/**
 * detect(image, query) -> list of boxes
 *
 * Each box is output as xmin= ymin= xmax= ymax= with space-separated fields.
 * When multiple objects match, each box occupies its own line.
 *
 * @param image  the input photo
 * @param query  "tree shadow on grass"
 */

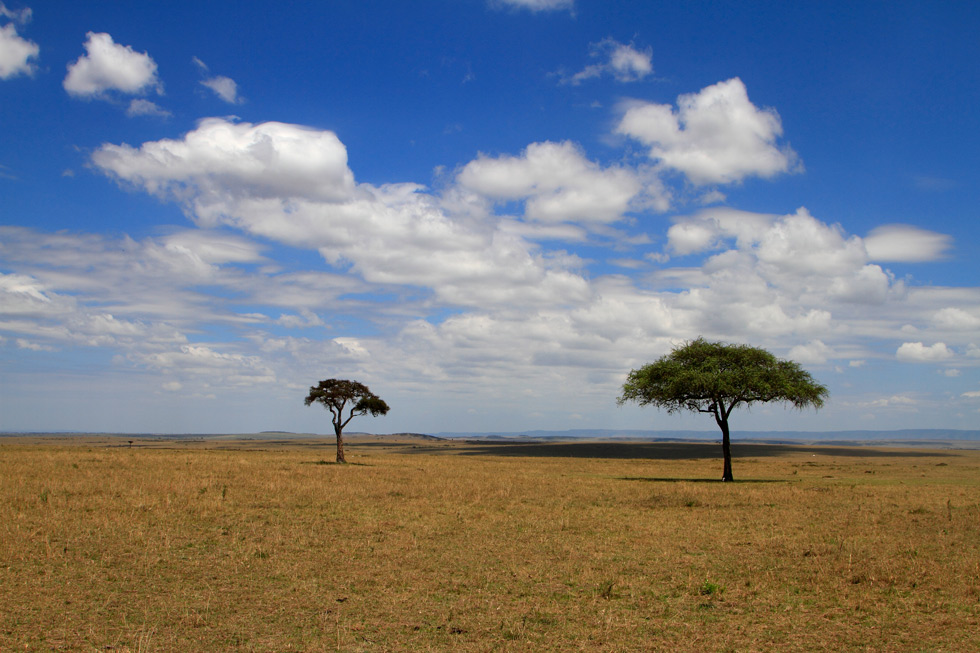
xmin=617 ymin=476 xmax=790 ymax=483
xmin=428 ymin=441 xmax=955 ymax=460
xmin=302 ymin=460 xmax=371 ymax=467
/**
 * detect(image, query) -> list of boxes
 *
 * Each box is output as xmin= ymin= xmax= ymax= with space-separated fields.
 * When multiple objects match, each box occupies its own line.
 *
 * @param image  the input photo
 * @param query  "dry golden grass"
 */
xmin=1 ymin=436 xmax=978 ymax=651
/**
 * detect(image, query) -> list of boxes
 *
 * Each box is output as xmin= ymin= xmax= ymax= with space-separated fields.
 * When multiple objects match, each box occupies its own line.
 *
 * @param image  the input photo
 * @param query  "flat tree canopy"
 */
xmin=305 ymin=379 xmax=389 ymax=463
xmin=619 ymin=338 xmax=828 ymax=481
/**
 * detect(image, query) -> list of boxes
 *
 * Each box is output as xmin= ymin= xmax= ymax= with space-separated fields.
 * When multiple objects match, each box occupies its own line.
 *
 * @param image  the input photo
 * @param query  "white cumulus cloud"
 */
xmin=457 ymin=140 xmax=645 ymax=224
xmin=666 ymin=207 xmax=776 ymax=255
xmin=133 ymin=344 xmax=276 ymax=386
xmin=161 ymin=230 xmax=266 ymax=265
xmin=564 ymin=38 xmax=653 ymax=85
xmin=193 ymin=56 xmax=242 ymax=104
xmin=788 ymin=340 xmax=833 ymax=364
xmin=933 ymin=307 xmax=980 ymax=330
xmin=754 ymin=210 xmax=866 ymax=276
xmin=202 ymin=75 xmax=240 ymax=103
xmin=864 ymin=224 xmax=952 ymax=262
xmin=896 ymin=341 xmax=953 ymax=362
xmin=0 ymin=2 xmax=38 ymax=79
xmin=90 ymin=119 xmax=592 ymax=310
xmin=0 ymin=2 xmax=29 ymax=20
xmin=64 ymin=32 xmax=161 ymax=98
xmin=492 ymin=0 xmax=573 ymax=12
xmin=93 ymin=117 xmax=356 ymax=202
xmin=617 ymin=77 xmax=800 ymax=185
xmin=126 ymin=98 xmax=171 ymax=118
xmin=16 ymin=338 xmax=54 ymax=351
xmin=858 ymin=395 xmax=918 ymax=408
xmin=275 ymin=309 xmax=324 ymax=329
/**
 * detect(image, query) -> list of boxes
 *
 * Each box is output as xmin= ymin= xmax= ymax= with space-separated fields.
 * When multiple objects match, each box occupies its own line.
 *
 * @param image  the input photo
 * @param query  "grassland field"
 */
xmin=1 ymin=434 xmax=978 ymax=651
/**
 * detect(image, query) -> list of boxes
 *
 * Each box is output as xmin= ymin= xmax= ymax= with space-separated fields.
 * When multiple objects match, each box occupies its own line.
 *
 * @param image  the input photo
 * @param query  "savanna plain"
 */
xmin=1 ymin=434 xmax=978 ymax=652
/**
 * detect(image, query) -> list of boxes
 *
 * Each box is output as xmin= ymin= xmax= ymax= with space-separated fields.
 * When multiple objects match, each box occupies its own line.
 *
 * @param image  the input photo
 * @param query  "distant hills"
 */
xmin=3 ymin=429 xmax=978 ymax=446
xmin=432 ymin=429 xmax=980 ymax=443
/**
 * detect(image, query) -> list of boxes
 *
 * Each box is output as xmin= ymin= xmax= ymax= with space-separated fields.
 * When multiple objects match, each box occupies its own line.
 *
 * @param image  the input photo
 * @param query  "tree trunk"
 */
xmin=334 ymin=424 xmax=347 ymax=464
xmin=719 ymin=418 xmax=734 ymax=482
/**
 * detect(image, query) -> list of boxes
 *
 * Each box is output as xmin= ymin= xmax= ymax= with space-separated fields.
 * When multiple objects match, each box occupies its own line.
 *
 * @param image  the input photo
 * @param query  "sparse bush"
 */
xmin=698 ymin=581 xmax=724 ymax=596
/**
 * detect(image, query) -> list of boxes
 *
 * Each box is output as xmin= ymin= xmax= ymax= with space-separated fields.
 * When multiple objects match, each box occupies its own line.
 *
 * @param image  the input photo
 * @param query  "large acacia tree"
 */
xmin=304 ymin=379 xmax=390 ymax=463
xmin=618 ymin=338 xmax=828 ymax=482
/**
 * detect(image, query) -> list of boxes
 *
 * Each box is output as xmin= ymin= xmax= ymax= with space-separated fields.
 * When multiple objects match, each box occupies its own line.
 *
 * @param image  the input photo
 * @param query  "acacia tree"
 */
xmin=618 ymin=338 xmax=828 ymax=482
xmin=304 ymin=379 xmax=390 ymax=463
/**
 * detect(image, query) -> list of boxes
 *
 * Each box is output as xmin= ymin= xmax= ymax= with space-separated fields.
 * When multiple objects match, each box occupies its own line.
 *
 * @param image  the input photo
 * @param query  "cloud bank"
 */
xmin=3 ymin=55 xmax=977 ymax=432
xmin=64 ymin=90 xmax=971 ymax=421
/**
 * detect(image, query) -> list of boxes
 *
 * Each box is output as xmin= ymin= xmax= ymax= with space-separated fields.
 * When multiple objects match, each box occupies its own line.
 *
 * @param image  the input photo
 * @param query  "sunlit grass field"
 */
xmin=2 ymin=435 xmax=978 ymax=651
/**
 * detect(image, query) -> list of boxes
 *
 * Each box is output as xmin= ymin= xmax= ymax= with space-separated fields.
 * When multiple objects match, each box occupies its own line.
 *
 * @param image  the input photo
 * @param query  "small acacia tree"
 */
xmin=618 ymin=338 xmax=828 ymax=482
xmin=304 ymin=379 xmax=390 ymax=463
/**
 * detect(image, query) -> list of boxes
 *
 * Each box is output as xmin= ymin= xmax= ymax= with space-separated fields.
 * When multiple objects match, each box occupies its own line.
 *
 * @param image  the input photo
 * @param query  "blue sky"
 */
xmin=2 ymin=0 xmax=979 ymax=435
